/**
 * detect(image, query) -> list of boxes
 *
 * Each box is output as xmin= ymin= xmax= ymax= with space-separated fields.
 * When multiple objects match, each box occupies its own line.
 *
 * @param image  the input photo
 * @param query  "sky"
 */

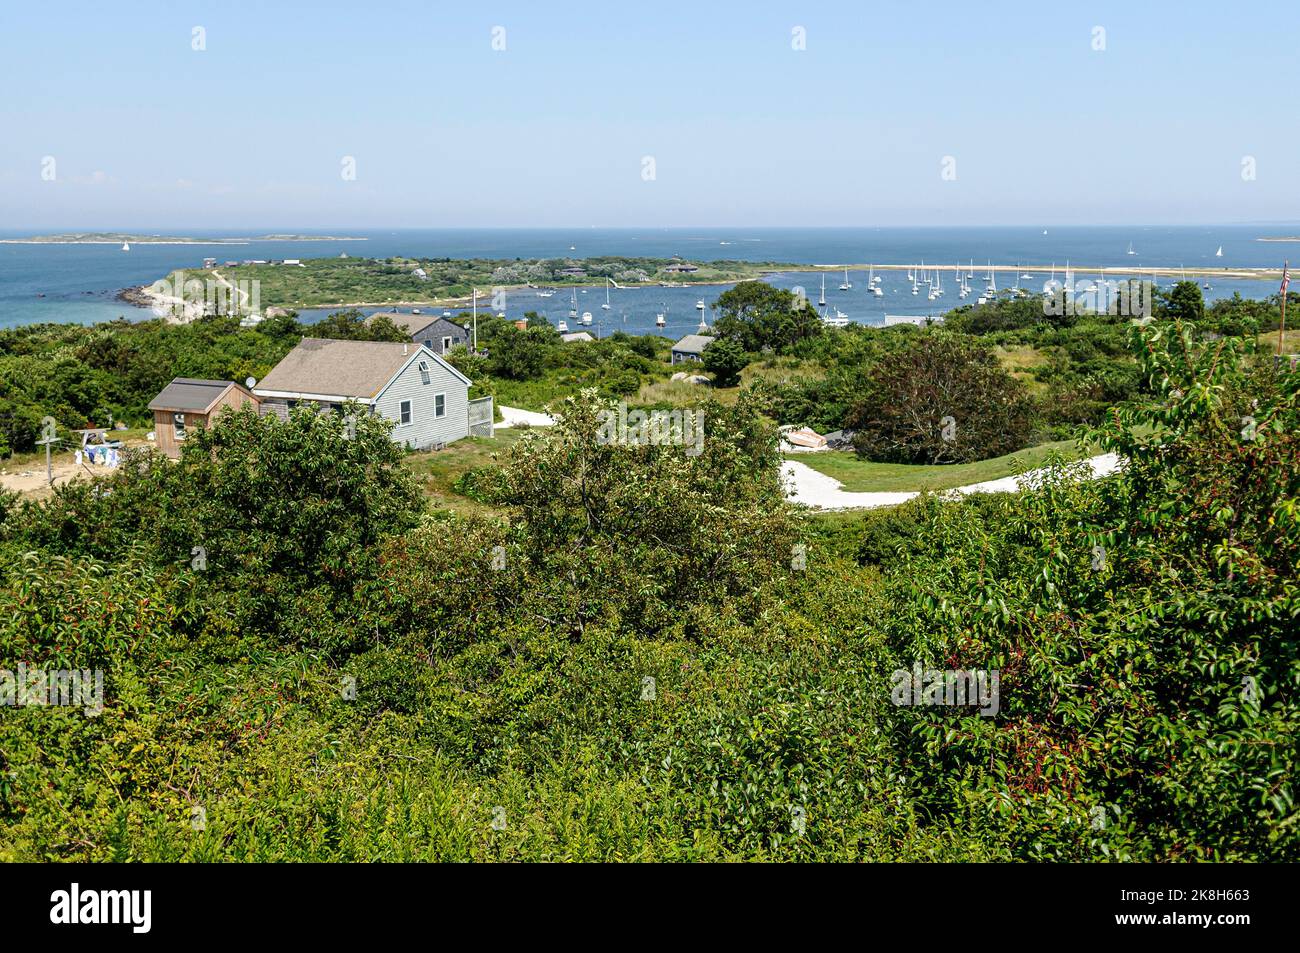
xmin=1 ymin=0 xmax=1297 ymax=230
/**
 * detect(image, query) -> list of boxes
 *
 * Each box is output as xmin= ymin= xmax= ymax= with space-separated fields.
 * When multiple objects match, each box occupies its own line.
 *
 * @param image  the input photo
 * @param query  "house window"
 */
xmin=399 ymin=400 xmax=412 ymax=425
xmin=435 ymin=393 xmax=446 ymax=418
xmin=423 ymin=339 xmax=432 ymax=350
xmin=418 ymin=361 xmax=430 ymax=385
xmin=173 ymin=412 xmax=187 ymax=439
xmin=442 ymin=336 xmax=453 ymax=351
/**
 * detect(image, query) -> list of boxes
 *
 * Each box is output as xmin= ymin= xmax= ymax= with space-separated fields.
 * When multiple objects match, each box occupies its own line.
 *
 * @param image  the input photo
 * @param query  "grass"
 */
xmin=633 ymin=356 xmax=824 ymax=407
xmin=788 ymin=438 xmax=1088 ymax=493
xmin=993 ymin=344 xmax=1050 ymax=392
xmin=400 ymin=428 xmax=528 ymax=514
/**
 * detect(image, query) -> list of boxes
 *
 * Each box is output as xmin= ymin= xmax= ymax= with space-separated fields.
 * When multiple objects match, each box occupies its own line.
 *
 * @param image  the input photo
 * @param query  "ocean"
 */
xmin=2 ymin=226 xmax=1295 ymax=338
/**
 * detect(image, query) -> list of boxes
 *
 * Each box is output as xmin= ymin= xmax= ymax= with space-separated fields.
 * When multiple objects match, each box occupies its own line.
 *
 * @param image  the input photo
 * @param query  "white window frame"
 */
xmin=399 ymin=400 xmax=412 ymax=426
xmin=434 ymin=392 xmax=446 ymax=418
xmin=173 ymin=412 xmax=187 ymax=440
xmin=418 ymin=361 xmax=430 ymax=385
xmin=441 ymin=336 xmax=453 ymax=352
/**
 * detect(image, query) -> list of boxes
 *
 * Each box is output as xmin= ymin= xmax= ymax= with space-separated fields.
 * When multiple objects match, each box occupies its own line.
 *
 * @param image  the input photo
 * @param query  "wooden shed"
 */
xmin=147 ymin=378 xmax=259 ymax=459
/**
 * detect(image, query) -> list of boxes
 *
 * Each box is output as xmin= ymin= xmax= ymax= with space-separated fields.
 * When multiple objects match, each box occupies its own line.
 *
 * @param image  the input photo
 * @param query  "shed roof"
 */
xmin=148 ymin=378 xmax=246 ymax=414
xmin=671 ymin=334 xmax=716 ymax=354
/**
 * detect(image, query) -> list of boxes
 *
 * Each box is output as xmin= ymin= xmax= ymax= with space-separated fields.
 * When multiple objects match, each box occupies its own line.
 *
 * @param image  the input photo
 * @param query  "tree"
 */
xmin=1161 ymin=280 xmax=1205 ymax=323
xmin=702 ymin=337 xmax=748 ymax=387
xmin=845 ymin=333 xmax=1034 ymax=464
xmin=485 ymin=325 xmax=553 ymax=380
xmin=713 ymin=281 xmax=823 ymax=352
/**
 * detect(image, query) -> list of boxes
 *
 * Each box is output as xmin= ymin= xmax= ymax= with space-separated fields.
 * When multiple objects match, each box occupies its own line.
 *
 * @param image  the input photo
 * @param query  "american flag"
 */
xmin=1282 ymin=262 xmax=1291 ymax=296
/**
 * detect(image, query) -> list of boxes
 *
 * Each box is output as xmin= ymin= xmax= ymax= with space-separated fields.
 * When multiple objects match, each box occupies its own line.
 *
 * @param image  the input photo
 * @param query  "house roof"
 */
xmin=148 ymin=378 xmax=248 ymax=414
xmin=560 ymin=331 xmax=594 ymax=343
xmin=254 ymin=338 xmax=470 ymax=401
xmin=366 ymin=312 xmax=462 ymax=336
xmin=671 ymin=334 xmax=716 ymax=354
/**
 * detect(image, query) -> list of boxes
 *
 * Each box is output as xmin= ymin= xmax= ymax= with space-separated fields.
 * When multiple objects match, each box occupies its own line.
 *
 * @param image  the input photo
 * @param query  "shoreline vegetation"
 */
xmin=125 ymin=255 xmax=1288 ymax=319
xmin=2 ymin=232 xmax=367 ymax=244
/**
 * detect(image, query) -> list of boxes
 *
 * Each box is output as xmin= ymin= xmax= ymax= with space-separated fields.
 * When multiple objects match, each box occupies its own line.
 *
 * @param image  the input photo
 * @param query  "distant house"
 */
xmin=558 ymin=267 xmax=587 ymax=277
xmin=670 ymin=333 xmax=715 ymax=364
xmin=560 ymin=331 xmax=594 ymax=343
xmin=412 ymin=267 xmax=429 ymax=281
xmin=253 ymin=338 xmax=487 ymax=449
xmin=664 ymin=262 xmax=699 ymax=274
xmin=202 ymin=257 xmax=217 ymax=269
xmin=147 ymin=378 xmax=259 ymax=459
xmin=366 ymin=312 xmax=470 ymax=355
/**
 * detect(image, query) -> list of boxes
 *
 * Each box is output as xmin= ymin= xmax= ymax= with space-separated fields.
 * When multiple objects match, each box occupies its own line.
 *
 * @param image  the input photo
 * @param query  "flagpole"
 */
xmin=1279 ymin=261 xmax=1288 ymax=359
xmin=472 ymin=289 xmax=478 ymax=352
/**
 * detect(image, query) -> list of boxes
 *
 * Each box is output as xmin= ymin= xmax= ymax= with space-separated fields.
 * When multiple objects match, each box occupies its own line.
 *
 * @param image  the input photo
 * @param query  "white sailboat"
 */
xmin=1215 ymin=246 xmax=1223 ymax=257
xmin=121 ymin=241 xmax=130 ymax=252
xmin=839 ymin=267 xmax=852 ymax=291
xmin=1127 ymin=241 xmax=1136 ymax=256
xmin=602 ymin=280 xmax=611 ymax=310
xmin=819 ymin=273 xmax=827 ymax=306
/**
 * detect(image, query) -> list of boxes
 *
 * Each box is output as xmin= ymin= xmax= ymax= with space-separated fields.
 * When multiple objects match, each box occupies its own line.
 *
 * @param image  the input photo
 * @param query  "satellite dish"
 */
xmin=245 ymin=377 xmax=257 ymax=389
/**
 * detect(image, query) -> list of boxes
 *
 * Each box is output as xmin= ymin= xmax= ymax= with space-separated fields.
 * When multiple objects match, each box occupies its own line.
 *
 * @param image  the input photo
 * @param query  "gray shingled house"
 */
xmin=670 ymin=333 xmax=716 ymax=365
xmin=366 ymin=312 xmax=469 ymax=355
xmin=253 ymin=338 xmax=490 ymax=449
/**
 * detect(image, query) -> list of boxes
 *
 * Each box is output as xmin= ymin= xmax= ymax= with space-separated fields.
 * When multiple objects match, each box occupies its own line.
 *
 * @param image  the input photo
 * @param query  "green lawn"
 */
xmin=788 ymin=438 xmax=1089 ymax=492
xmin=400 ymin=428 xmax=528 ymax=514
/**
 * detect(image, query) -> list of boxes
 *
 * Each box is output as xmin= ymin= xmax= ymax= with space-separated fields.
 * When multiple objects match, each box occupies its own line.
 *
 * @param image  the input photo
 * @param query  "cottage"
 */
xmin=147 ymin=378 xmax=259 ymax=459
xmin=367 ymin=312 xmax=470 ymax=355
xmin=560 ymin=331 xmax=594 ymax=343
xmin=664 ymin=262 xmax=699 ymax=274
xmin=670 ymin=333 xmax=715 ymax=365
xmin=253 ymin=338 xmax=488 ymax=449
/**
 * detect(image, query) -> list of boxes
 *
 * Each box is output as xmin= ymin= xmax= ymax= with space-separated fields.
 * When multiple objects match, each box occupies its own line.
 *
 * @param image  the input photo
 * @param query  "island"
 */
xmin=1 ymin=232 xmax=367 ymax=244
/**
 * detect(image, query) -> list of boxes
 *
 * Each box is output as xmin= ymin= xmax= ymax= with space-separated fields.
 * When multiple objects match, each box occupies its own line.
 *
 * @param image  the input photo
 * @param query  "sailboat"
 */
xmin=602 ymin=279 xmax=611 ymax=310
xmin=1215 ymin=246 xmax=1223 ymax=258
xmin=536 ymin=289 xmax=555 ymax=298
xmin=121 ymin=241 xmax=130 ymax=252
xmin=967 ymin=259 xmax=974 ymax=280
xmin=911 ymin=269 xmax=919 ymax=295
xmin=839 ymin=267 xmax=852 ymax=291
xmin=1127 ymin=242 xmax=1136 ymax=256
xmin=819 ymin=273 xmax=827 ymax=306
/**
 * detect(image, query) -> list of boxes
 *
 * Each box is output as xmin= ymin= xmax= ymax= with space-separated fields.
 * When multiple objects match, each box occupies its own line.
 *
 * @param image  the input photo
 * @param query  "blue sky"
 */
xmin=1 ymin=0 xmax=1297 ymax=229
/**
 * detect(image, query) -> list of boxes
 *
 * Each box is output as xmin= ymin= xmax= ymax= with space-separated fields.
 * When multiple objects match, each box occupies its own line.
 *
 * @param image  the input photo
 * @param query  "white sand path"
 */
xmin=782 ymin=453 xmax=1122 ymax=511
xmin=489 ymin=405 xmax=1122 ymax=511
